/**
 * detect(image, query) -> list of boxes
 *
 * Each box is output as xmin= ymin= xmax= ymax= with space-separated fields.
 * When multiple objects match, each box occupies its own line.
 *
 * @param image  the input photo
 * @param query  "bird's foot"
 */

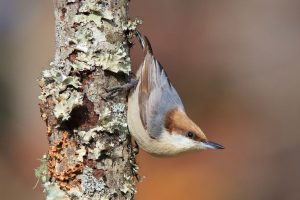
xmin=103 ymin=79 xmax=138 ymax=99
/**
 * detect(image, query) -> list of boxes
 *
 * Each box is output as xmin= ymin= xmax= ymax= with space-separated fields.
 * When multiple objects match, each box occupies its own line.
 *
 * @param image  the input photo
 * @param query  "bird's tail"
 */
xmin=135 ymin=31 xmax=153 ymax=55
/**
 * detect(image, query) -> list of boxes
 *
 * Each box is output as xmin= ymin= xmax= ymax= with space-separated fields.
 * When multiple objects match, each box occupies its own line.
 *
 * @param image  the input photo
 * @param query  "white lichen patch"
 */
xmin=70 ymin=60 xmax=93 ymax=72
xmin=76 ymin=146 xmax=87 ymax=162
xmin=122 ymin=18 xmax=143 ymax=32
xmin=76 ymin=46 xmax=130 ymax=74
xmin=74 ymin=14 xmax=104 ymax=27
xmin=70 ymin=25 xmax=108 ymax=53
xmin=39 ymin=66 xmax=82 ymax=102
xmin=44 ymin=182 xmax=70 ymax=200
xmin=77 ymin=126 xmax=103 ymax=144
xmin=112 ymin=103 xmax=126 ymax=113
xmin=88 ymin=141 xmax=106 ymax=160
xmin=112 ymin=146 xmax=124 ymax=158
xmin=78 ymin=0 xmax=114 ymax=20
xmin=80 ymin=168 xmax=106 ymax=197
xmin=71 ymin=26 xmax=93 ymax=53
xmin=99 ymin=106 xmax=128 ymax=134
xmin=78 ymin=0 xmax=100 ymax=13
xmin=90 ymin=26 xmax=106 ymax=45
xmin=62 ymin=76 xmax=81 ymax=88
xmin=53 ymin=90 xmax=84 ymax=121
xmin=40 ymin=63 xmax=85 ymax=121
xmin=100 ymin=47 xmax=130 ymax=74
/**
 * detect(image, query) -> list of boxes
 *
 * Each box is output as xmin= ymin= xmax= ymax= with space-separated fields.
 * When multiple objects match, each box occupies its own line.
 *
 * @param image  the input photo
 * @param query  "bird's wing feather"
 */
xmin=138 ymin=52 xmax=184 ymax=138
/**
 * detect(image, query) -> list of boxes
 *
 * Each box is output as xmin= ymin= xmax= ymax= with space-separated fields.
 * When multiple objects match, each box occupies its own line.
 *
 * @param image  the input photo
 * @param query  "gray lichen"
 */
xmin=80 ymin=168 xmax=106 ymax=197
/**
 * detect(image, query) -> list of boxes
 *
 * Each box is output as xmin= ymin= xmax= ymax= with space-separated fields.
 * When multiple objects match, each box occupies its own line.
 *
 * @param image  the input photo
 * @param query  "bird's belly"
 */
xmin=127 ymin=88 xmax=182 ymax=156
xmin=127 ymin=88 xmax=153 ymax=152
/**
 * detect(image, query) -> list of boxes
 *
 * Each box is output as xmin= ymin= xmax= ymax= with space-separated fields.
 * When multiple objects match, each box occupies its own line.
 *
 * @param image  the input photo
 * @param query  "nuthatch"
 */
xmin=126 ymin=32 xmax=224 ymax=156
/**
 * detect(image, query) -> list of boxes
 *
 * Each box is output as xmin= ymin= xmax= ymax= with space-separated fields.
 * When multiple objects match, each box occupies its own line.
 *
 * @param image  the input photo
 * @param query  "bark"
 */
xmin=36 ymin=0 xmax=141 ymax=199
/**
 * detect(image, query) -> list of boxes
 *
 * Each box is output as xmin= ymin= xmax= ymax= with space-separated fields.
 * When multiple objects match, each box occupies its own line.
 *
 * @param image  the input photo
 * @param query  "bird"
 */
xmin=127 ymin=32 xmax=224 ymax=156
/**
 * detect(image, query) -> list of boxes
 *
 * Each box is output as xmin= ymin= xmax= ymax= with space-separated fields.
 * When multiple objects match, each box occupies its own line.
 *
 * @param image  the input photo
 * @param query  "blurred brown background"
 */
xmin=0 ymin=0 xmax=300 ymax=199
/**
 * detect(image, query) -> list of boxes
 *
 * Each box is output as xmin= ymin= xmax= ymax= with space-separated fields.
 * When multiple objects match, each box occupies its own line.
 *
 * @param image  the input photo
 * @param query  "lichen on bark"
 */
xmin=37 ymin=0 xmax=141 ymax=199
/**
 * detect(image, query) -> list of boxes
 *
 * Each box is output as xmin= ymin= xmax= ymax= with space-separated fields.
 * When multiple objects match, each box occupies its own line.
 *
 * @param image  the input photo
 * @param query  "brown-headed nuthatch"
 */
xmin=126 ymin=32 xmax=224 ymax=156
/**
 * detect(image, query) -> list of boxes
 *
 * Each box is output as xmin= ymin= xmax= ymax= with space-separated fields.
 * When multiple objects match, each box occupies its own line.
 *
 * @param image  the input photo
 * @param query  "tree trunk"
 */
xmin=37 ymin=0 xmax=140 ymax=199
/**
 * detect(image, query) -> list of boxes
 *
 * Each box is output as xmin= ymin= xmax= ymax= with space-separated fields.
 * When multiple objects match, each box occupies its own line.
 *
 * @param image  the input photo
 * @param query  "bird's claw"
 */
xmin=103 ymin=79 xmax=138 ymax=100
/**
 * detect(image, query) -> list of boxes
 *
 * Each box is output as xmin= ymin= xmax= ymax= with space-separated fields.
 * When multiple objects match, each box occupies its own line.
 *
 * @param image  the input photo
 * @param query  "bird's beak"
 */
xmin=202 ymin=141 xmax=224 ymax=150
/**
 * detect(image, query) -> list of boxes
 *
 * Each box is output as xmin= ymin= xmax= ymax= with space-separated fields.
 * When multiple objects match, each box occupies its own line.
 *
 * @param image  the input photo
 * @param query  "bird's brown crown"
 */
xmin=164 ymin=108 xmax=207 ymax=142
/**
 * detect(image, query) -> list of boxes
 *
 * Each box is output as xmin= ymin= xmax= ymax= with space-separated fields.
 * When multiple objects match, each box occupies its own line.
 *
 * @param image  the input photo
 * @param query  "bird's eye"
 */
xmin=186 ymin=132 xmax=195 ymax=139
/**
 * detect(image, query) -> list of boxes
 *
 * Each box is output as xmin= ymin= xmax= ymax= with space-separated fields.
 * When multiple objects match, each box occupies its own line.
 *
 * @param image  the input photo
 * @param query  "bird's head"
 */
xmin=164 ymin=108 xmax=224 ymax=153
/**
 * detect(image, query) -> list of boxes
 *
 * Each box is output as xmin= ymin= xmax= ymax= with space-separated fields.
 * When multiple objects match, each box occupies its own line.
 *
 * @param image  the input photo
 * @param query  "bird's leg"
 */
xmin=103 ymin=78 xmax=138 ymax=99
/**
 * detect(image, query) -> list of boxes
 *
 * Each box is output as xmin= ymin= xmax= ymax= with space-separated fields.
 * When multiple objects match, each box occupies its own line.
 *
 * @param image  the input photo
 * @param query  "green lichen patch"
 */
xmin=78 ymin=130 xmax=96 ymax=144
xmin=98 ymin=105 xmax=128 ymax=134
xmin=70 ymin=60 xmax=92 ymax=72
xmin=71 ymin=9 xmax=131 ymax=75
xmin=53 ymin=90 xmax=84 ymax=121
xmin=75 ymin=46 xmax=131 ymax=74
xmin=71 ymin=26 xmax=94 ymax=53
xmin=77 ymin=127 xmax=105 ymax=160
xmin=98 ymin=47 xmax=131 ymax=74
xmin=43 ymin=182 xmax=70 ymax=200
xmin=39 ymin=62 xmax=84 ymax=121
xmin=40 ymin=67 xmax=82 ymax=100
xmin=35 ymin=155 xmax=49 ymax=184
xmin=77 ymin=126 xmax=103 ymax=144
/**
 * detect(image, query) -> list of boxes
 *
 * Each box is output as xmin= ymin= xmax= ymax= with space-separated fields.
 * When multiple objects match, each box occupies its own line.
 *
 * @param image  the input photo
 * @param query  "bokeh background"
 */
xmin=0 ymin=0 xmax=300 ymax=199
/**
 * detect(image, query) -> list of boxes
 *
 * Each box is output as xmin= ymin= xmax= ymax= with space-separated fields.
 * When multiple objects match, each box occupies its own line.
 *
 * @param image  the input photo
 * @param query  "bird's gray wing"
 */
xmin=138 ymin=52 xmax=184 ymax=138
